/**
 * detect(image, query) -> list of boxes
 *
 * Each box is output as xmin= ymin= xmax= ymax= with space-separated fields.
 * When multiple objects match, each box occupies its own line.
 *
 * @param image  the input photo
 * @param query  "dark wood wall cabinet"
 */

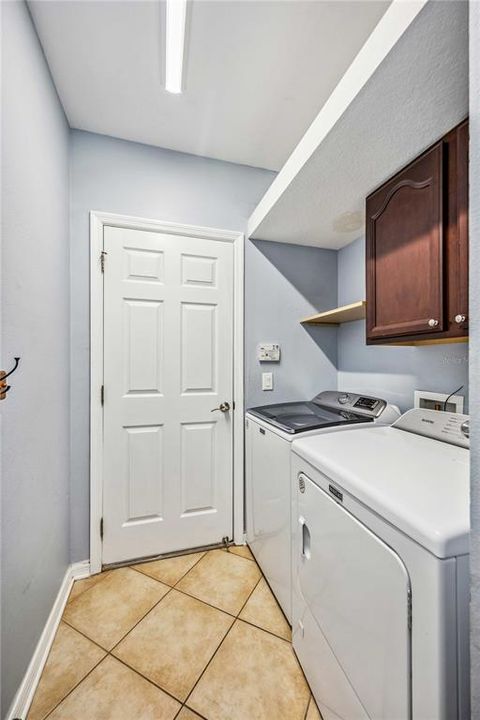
xmin=366 ymin=119 xmax=468 ymax=345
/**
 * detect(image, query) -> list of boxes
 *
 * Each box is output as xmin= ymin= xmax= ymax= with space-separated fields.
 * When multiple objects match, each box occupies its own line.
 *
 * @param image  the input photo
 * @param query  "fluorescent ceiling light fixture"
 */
xmin=165 ymin=0 xmax=187 ymax=94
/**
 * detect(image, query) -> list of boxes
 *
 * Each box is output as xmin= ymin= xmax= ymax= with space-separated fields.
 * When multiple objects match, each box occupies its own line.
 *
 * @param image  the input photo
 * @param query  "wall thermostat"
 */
xmin=258 ymin=343 xmax=280 ymax=362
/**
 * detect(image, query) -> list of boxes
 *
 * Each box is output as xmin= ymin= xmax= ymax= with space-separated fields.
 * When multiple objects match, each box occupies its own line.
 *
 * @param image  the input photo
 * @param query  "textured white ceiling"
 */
xmin=249 ymin=0 xmax=468 ymax=248
xmin=28 ymin=0 xmax=390 ymax=171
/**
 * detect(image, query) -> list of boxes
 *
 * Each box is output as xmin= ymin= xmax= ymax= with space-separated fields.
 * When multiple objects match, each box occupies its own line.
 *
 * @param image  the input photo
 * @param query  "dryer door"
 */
xmin=293 ymin=473 xmax=411 ymax=720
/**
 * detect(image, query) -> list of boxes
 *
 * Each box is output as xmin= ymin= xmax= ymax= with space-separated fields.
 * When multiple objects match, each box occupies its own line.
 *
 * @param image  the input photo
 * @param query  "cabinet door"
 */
xmin=366 ymin=143 xmax=445 ymax=341
xmin=453 ymin=120 xmax=469 ymax=330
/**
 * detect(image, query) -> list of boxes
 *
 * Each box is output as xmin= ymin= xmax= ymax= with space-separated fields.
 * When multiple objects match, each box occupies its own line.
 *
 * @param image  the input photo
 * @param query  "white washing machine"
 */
xmin=245 ymin=391 xmax=400 ymax=621
xmin=291 ymin=409 xmax=470 ymax=720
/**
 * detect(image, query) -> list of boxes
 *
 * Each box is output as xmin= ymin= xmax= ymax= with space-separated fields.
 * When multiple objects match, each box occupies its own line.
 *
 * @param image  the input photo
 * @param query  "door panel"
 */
xmin=293 ymin=473 xmax=411 ymax=720
xmin=103 ymin=226 xmax=234 ymax=564
xmin=181 ymin=303 xmax=216 ymax=393
xmin=180 ymin=421 xmax=216 ymax=515
xmin=125 ymin=425 xmax=164 ymax=522
xmin=124 ymin=299 xmax=164 ymax=394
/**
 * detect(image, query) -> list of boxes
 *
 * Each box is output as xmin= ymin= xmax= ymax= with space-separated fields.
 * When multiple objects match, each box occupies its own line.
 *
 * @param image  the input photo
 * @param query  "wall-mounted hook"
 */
xmin=3 ymin=357 xmax=20 ymax=380
xmin=1 ymin=357 xmax=20 ymax=400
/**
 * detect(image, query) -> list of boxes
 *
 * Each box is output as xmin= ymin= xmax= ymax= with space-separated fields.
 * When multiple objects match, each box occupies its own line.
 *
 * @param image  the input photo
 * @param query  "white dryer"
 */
xmin=245 ymin=391 xmax=400 ymax=621
xmin=291 ymin=409 xmax=470 ymax=720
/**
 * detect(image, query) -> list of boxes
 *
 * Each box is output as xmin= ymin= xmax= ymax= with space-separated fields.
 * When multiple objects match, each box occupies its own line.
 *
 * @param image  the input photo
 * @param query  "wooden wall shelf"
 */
xmin=301 ymin=301 xmax=366 ymax=325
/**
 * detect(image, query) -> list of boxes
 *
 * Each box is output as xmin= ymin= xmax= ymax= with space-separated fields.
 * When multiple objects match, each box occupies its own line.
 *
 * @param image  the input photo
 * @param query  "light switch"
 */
xmin=262 ymin=372 xmax=273 ymax=391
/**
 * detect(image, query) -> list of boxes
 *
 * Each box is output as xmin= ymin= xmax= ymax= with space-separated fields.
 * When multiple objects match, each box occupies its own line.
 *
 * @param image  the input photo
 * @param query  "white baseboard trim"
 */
xmin=71 ymin=560 xmax=91 ymax=581
xmin=6 ymin=560 xmax=91 ymax=720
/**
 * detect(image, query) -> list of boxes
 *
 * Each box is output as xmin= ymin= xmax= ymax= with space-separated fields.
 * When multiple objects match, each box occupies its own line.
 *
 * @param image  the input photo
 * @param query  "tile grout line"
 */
xmin=234 ymin=616 xmax=291 ymax=644
xmin=65 ymin=569 xmax=111 ymax=606
xmin=130 ymin=563 xmax=240 ymax=619
xmin=182 ymin=573 xmax=263 ymax=709
xmin=70 ymin=553 xmax=257 ymax=653
xmin=40 ymin=653 xmax=107 ymax=720
xmin=109 ymin=585 xmax=175 ymax=652
xmin=60 ymin=619 xmax=111 ymax=653
xmin=235 ymin=572 xmax=263 ymax=618
xmin=173 ymin=703 xmax=209 ymax=720
xmin=111 ymin=653 xmax=185 ymax=707
xmin=38 ymin=548 xmax=301 ymax=720
xmin=131 ymin=550 xmax=207 ymax=586
xmin=303 ymin=695 xmax=312 ymax=720
xmin=107 ymin=551 xmax=256 ymax=705
xmin=113 ymin=553 xmax=279 ymax=710
xmin=133 ymin=549 xmax=262 ymax=620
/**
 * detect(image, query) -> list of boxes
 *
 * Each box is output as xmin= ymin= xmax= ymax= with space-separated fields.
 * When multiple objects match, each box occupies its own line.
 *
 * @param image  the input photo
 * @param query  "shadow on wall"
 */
xmin=249 ymin=239 xmax=338 ymax=367
xmin=252 ymin=239 xmax=337 ymax=309
xmin=245 ymin=238 xmax=338 ymax=407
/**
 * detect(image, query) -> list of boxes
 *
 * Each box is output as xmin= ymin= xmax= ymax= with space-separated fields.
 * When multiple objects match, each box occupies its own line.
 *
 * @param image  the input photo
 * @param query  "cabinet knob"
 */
xmin=454 ymin=314 xmax=466 ymax=324
xmin=428 ymin=318 xmax=439 ymax=328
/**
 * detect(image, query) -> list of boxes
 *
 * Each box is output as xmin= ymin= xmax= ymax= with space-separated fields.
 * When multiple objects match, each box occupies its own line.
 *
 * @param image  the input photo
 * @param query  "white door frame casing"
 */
xmin=90 ymin=211 xmax=245 ymax=574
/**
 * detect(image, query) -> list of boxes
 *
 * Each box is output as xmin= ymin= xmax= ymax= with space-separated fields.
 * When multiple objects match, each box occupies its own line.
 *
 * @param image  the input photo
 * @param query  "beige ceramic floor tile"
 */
xmin=68 ymin=571 xmax=111 ymax=604
xmin=48 ymin=656 xmax=180 ymax=720
xmin=27 ymin=622 xmax=106 ymax=720
xmin=226 ymin=545 xmax=255 ymax=561
xmin=176 ymin=707 xmax=204 ymax=720
xmin=63 ymin=567 xmax=169 ymax=649
xmin=114 ymin=589 xmax=233 ymax=701
xmin=132 ymin=552 xmax=205 ymax=586
xmin=176 ymin=549 xmax=261 ymax=615
xmin=188 ymin=620 xmax=310 ymax=720
xmin=306 ymin=696 xmax=323 ymax=720
xmin=239 ymin=577 xmax=291 ymax=640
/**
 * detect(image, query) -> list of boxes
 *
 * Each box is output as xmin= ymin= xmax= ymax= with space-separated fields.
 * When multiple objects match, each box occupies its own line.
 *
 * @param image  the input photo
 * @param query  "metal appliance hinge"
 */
xmin=101 ymin=385 xmax=104 ymax=406
xmin=100 ymin=250 xmax=108 ymax=273
xmin=407 ymin=589 xmax=412 ymax=631
xmin=100 ymin=517 xmax=104 ymax=540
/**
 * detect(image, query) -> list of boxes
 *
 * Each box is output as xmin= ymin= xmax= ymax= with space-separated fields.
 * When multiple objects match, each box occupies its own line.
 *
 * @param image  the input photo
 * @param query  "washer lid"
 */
xmin=292 ymin=424 xmax=469 ymax=558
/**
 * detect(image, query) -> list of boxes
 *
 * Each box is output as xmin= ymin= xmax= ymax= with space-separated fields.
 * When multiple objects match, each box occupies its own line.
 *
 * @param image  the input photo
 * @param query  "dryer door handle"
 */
xmin=299 ymin=517 xmax=311 ymax=560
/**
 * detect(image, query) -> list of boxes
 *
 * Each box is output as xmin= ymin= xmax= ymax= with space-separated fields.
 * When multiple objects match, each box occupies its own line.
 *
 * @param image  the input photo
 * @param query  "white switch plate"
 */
xmin=262 ymin=372 xmax=273 ymax=391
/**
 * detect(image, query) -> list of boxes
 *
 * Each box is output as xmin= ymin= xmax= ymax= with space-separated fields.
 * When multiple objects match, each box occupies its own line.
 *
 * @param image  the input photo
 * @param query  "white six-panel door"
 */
xmin=102 ymin=226 xmax=234 ymax=564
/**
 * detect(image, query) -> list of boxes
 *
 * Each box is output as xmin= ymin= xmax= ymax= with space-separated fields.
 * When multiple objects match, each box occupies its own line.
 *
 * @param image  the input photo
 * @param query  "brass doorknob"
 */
xmin=211 ymin=402 xmax=231 ymax=413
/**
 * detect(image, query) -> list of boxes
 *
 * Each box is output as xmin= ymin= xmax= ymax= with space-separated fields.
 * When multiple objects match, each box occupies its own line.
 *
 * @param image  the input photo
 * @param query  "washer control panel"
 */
xmin=393 ymin=408 xmax=470 ymax=449
xmin=312 ymin=391 xmax=386 ymax=418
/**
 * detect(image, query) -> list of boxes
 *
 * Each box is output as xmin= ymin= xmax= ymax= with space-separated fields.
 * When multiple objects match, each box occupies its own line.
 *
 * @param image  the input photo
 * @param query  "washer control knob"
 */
xmin=338 ymin=393 xmax=351 ymax=405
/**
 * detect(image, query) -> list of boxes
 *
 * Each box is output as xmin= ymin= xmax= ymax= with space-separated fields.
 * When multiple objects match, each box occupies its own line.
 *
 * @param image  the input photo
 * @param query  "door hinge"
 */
xmin=100 ymin=250 xmax=107 ymax=273
xmin=101 ymin=385 xmax=104 ymax=406
xmin=407 ymin=589 xmax=412 ymax=631
xmin=100 ymin=517 xmax=104 ymax=540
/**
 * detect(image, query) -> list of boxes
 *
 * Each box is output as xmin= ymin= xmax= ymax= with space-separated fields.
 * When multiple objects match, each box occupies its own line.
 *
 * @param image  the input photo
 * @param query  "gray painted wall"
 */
xmin=245 ymin=240 xmax=337 ymax=408
xmin=469 ymin=1 xmax=480 ymax=713
xmin=337 ymin=237 xmax=469 ymax=412
xmin=1 ymin=1 xmax=70 ymax=714
xmin=70 ymin=130 xmax=275 ymax=561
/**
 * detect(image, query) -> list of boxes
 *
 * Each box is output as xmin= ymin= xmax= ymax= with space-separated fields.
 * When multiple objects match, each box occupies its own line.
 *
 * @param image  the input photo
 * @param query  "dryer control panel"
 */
xmin=393 ymin=409 xmax=469 ymax=449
